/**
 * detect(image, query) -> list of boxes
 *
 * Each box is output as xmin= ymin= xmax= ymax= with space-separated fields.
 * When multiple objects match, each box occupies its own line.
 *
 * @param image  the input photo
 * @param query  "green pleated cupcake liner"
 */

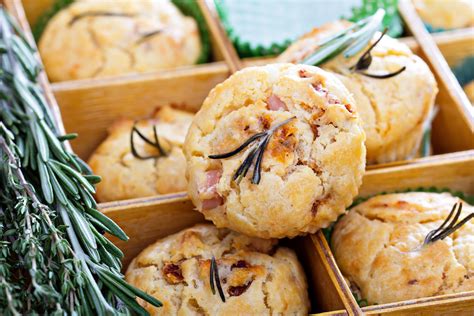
xmin=215 ymin=0 xmax=404 ymax=58
xmin=32 ymin=0 xmax=212 ymax=64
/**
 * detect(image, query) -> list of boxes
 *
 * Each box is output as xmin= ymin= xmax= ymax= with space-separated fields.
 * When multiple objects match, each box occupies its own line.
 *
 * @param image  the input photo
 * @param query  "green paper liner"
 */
xmin=215 ymin=0 xmax=404 ymax=58
xmin=33 ymin=0 xmax=73 ymax=41
xmin=33 ymin=0 xmax=212 ymax=64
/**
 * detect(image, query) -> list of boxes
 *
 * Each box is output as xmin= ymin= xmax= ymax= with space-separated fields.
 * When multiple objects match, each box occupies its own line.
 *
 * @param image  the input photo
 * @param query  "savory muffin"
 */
xmin=39 ymin=0 xmax=201 ymax=81
xmin=414 ymin=0 xmax=474 ymax=30
xmin=125 ymin=224 xmax=310 ymax=315
xmin=278 ymin=21 xmax=438 ymax=164
xmin=88 ymin=106 xmax=192 ymax=202
xmin=332 ymin=192 xmax=474 ymax=305
xmin=184 ymin=63 xmax=366 ymax=239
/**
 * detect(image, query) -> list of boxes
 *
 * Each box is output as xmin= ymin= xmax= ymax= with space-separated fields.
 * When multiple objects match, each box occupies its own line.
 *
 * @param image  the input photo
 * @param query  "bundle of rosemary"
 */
xmin=0 ymin=7 xmax=160 ymax=315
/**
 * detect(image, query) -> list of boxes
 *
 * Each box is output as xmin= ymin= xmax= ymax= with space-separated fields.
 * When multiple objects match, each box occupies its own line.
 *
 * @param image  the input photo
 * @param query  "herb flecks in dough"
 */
xmin=130 ymin=123 xmax=168 ymax=160
xmin=423 ymin=203 xmax=474 ymax=246
xmin=209 ymin=117 xmax=296 ymax=185
xmin=350 ymin=29 xmax=406 ymax=79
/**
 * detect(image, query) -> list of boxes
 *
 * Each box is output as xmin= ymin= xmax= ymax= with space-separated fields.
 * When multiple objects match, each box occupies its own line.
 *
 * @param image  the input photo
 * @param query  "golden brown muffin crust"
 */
xmin=88 ymin=106 xmax=193 ymax=202
xmin=39 ymin=0 xmax=201 ymax=81
xmin=332 ymin=192 xmax=474 ymax=305
xmin=278 ymin=21 xmax=438 ymax=164
xmin=126 ymin=224 xmax=310 ymax=315
xmin=184 ymin=63 xmax=366 ymax=238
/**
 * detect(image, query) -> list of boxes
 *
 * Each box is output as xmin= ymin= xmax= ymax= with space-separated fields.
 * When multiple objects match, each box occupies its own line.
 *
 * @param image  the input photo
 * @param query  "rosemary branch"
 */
xmin=302 ymin=9 xmax=405 ymax=79
xmin=0 ymin=7 xmax=161 ymax=315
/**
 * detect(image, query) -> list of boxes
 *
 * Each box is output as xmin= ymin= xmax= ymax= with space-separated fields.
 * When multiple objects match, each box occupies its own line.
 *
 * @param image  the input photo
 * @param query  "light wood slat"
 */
xmin=311 ymin=233 xmax=363 ymax=315
xmin=197 ymin=0 xmax=242 ymax=74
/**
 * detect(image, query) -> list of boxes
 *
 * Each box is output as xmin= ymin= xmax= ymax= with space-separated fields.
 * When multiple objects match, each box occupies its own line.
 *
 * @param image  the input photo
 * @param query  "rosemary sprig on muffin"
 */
xmin=130 ymin=123 xmax=168 ymax=160
xmin=0 ymin=8 xmax=161 ymax=314
xmin=350 ymin=28 xmax=406 ymax=79
xmin=209 ymin=116 xmax=295 ymax=185
xmin=423 ymin=203 xmax=474 ymax=245
xmin=210 ymin=256 xmax=226 ymax=302
xmin=302 ymin=9 xmax=405 ymax=79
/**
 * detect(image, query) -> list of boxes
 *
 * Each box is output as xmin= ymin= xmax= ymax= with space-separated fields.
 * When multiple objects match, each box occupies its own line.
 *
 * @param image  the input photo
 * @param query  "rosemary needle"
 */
xmin=423 ymin=203 xmax=473 ymax=245
xmin=350 ymin=28 xmax=406 ymax=79
xmin=130 ymin=123 xmax=167 ymax=160
xmin=210 ymin=256 xmax=226 ymax=303
xmin=302 ymin=9 xmax=406 ymax=80
xmin=209 ymin=116 xmax=295 ymax=185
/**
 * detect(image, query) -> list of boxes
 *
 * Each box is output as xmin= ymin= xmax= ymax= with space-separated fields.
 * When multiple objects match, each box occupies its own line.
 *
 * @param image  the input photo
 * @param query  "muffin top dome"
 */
xmin=279 ymin=21 xmax=438 ymax=164
xmin=126 ymin=224 xmax=309 ymax=315
xmin=332 ymin=192 xmax=474 ymax=305
xmin=88 ymin=106 xmax=192 ymax=202
xmin=39 ymin=0 xmax=201 ymax=81
xmin=184 ymin=63 xmax=366 ymax=239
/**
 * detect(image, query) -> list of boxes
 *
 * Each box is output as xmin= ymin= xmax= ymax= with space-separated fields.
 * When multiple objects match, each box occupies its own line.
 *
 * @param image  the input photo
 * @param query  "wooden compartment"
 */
xmin=5 ymin=0 xmax=474 ymax=314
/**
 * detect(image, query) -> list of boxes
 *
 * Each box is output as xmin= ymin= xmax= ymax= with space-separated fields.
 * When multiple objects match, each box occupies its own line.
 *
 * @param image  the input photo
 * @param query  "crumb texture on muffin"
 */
xmin=184 ymin=63 xmax=366 ymax=238
xmin=39 ymin=0 xmax=201 ymax=81
xmin=278 ymin=21 xmax=438 ymax=164
xmin=125 ymin=224 xmax=310 ymax=315
xmin=413 ymin=0 xmax=474 ymax=29
xmin=88 ymin=106 xmax=192 ymax=202
xmin=332 ymin=192 xmax=474 ymax=305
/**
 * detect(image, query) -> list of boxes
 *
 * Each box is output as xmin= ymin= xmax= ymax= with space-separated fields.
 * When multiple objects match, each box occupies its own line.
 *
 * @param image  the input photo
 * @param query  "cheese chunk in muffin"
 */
xmin=332 ymin=192 xmax=474 ymax=305
xmin=126 ymin=224 xmax=310 ymax=315
xmin=278 ymin=21 xmax=438 ymax=164
xmin=88 ymin=106 xmax=192 ymax=202
xmin=39 ymin=0 xmax=201 ymax=81
xmin=184 ymin=63 xmax=366 ymax=239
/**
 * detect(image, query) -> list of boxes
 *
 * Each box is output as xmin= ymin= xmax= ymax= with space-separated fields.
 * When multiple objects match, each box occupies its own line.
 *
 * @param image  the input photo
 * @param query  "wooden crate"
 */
xmin=5 ymin=0 xmax=474 ymax=314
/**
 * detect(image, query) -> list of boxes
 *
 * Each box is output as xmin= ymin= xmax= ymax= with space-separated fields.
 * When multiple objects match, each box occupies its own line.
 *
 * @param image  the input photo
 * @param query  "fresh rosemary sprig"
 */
xmin=209 ymin=116 xmax=295 ymax=185
xmin=210 ymin=256 xmax=226 ymax=303
xmin=130 ymin=123 xmax=167 ymax=160
xmin=349 ymin=28 xmax=406 ymax=79
xmin=302 ymin=9 xmax=405 ymax=79
xmin=423 ymin=203 xmax=473 ymax=245
xmin=0 ymin=7 xmax=161 ymax=315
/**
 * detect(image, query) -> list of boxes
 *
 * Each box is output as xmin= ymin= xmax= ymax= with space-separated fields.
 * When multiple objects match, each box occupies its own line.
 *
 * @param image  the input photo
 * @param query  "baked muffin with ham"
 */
xmin=126 ymin=224 xmax=310 ymax=315
xmin=184 ymin=63 xmax=366 ymax=239
xmin=278 ymin=20 xmax=438 ymax=164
